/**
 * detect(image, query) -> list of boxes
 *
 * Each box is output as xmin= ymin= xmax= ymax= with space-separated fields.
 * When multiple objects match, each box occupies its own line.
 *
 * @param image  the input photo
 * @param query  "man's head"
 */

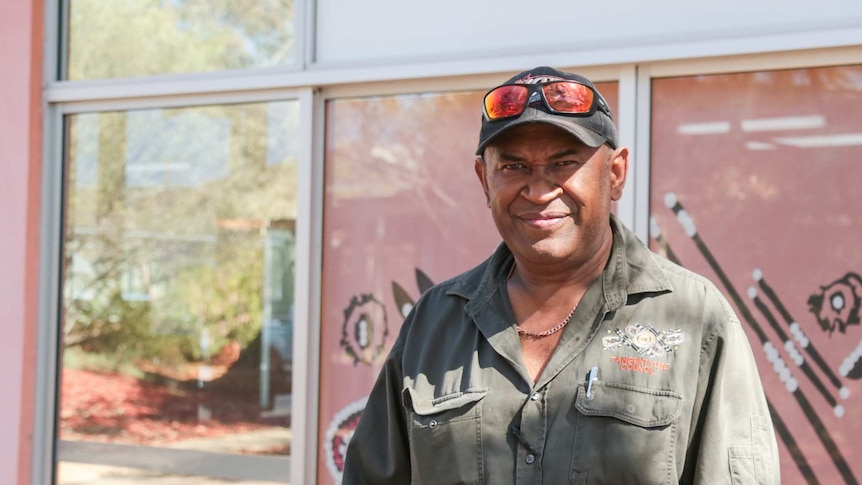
xmin=476 ymin=66 xmax=618 ymax=157
xmin=474 ymin=67 xmax=628 ymax=269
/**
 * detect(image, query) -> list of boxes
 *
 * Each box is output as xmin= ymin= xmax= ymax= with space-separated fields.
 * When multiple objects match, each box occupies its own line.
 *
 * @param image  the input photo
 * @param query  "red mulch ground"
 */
xmin=60 ymin=368 xmax=277 ymax=446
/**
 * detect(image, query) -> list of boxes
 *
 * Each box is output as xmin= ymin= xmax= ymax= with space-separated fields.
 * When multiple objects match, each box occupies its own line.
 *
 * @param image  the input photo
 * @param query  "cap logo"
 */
xmin=515 ymin=74 xmax=566 ymax=85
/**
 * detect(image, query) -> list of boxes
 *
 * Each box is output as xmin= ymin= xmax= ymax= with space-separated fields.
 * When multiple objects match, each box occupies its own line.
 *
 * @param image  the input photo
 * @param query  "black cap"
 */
xmin=476 ymin=66 xmax=618 ymax=155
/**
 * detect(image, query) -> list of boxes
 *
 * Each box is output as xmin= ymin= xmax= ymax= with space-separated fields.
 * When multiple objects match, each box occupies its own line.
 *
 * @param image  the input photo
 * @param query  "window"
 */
xmin=64 ymin=0 xmax=296 ymax=80
xmin=57 ymin=100 xmax=299 ymax=483
xmin=650 ymin=66 xmax=862 ymax=484
xmin=317 ymin=83 xmax=618 ymax=483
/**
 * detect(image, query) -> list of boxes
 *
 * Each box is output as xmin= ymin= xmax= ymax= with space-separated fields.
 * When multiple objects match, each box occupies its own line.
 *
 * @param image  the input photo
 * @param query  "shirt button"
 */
xmin=530 ymin=392 xmax=540 ymax=401
xmin=429 ymin=419 xmax=437 ymax=429
xmin=525 ymin=454 xmax=536 ymax=464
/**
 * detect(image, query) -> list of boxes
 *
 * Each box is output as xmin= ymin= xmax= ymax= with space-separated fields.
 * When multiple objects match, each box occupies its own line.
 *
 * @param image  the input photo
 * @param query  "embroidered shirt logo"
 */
xmin=602 ymin=322 xmax=684 ymax=358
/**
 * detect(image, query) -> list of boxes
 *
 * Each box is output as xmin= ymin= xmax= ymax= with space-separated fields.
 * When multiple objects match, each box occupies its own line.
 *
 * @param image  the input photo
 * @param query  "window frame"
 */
xmin=34 ymin=86 xmax=319 ymax=484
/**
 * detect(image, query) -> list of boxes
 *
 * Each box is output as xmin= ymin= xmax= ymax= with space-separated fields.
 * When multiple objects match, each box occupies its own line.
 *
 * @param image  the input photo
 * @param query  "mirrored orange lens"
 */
xmin=484 ymin=85 xmax=528 ymax=119
xmin=542 ymin=81 xmax=594 ymax=113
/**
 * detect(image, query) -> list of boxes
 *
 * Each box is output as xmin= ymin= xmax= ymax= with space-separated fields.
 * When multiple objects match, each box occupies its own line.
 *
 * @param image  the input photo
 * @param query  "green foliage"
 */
xmin=64 ymin=286 xmax=196 ymax=369
xmin=63 ymin=231 xmax=266 ymax=369
xmin=67 ymin=0 xmax=295 ymax=79
xmin=63 ymin=102 xmax=298 ymax=373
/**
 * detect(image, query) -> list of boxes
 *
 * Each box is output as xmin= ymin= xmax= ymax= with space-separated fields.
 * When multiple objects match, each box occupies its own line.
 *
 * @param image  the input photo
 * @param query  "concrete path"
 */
xmin=57 ymin=428 xmax=291 ymax=484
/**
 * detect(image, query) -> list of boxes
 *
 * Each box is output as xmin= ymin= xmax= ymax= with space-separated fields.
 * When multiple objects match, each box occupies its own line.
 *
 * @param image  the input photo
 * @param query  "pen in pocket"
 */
xmin=585 ymin=366 xmax=598 ymax=399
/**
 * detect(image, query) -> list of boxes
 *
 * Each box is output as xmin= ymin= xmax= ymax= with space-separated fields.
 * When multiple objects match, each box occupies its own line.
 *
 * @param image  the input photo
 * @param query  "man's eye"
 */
xmin=556 ymin=160 xmax=579 ymax=167
xmin=502 ymin=163 xmax=525 ymax=171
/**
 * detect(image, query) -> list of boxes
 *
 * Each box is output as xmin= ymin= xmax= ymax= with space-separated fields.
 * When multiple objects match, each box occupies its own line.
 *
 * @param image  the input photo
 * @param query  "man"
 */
xmin=343 ymin=66 xmax=779 ymax=484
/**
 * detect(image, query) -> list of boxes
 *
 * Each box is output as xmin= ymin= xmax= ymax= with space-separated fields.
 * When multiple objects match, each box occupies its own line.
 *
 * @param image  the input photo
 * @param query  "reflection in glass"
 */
xmin=59 ymin=101 xmax=298 ymax=482
xmin=316 ymin=82 xmax=618 ymax=484
xmin=65 ymin=0 xmax=295 ymax=80
xmin=57 ymin=462 xmax=286 ymax=485
xmin=649 ymin=66 xmax=862 ymax=485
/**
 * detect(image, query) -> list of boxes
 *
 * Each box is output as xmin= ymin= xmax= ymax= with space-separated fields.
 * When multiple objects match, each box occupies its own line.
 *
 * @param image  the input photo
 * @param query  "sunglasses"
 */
xmin=483 ymin=80 xmax=611 ymax=121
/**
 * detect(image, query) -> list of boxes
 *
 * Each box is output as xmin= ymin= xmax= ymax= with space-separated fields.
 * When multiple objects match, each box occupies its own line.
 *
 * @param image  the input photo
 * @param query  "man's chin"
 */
xmin=521 ymin=241 xmax=574 ymax=262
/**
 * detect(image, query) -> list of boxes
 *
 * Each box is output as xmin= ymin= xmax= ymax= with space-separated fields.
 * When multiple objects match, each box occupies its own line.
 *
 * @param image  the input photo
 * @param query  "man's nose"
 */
xmin=521 ymin=166 xmax=563 ymax=203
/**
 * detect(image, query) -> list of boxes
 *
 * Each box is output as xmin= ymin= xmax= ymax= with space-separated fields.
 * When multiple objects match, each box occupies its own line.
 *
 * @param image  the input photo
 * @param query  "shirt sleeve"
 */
xmin=342 ymin=343 xmax=411 ymax=484
xmin=686 ymin=311 xmax=781 ymax=484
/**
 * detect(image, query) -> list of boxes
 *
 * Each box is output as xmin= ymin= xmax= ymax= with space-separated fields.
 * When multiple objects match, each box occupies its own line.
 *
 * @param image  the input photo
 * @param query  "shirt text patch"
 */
xmin=609 ymin=356 xmax=670 ymax=374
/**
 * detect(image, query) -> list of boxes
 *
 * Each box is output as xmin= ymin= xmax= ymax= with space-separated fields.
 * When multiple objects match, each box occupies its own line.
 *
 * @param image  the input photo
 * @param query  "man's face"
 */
xmin=475 ymin=123 xmax=628 ymax=268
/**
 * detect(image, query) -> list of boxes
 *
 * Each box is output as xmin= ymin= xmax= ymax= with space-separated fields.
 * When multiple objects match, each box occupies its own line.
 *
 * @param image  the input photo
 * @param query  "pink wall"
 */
xmin=0 ymin=0 xmax=43 ymax=483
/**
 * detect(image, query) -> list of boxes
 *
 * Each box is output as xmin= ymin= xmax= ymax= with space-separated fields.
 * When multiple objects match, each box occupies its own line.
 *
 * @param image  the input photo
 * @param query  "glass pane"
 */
xmin=650 ymin=67 xmax=862 ymax=484
xmin=65 ymin=0 xmax=295 ymax=80
xmin=58 ymin=100 xmax=299 ymax=483
xmin=317 ymin=83 xmax=618 ymax=484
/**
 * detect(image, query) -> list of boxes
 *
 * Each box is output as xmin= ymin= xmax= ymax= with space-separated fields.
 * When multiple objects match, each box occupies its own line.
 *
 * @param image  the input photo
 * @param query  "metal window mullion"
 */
xmin=32 ymin=0 xmax=65 ymax=481
xmin=299 ymin=0 xmax=316 ymax=67
xmin=44 ymin=60 xmax=625 ymax=106
xmin=633 ymin=67 xmax=653 ymax=244
xmin=31 ymin=103 xmax=65 ymax=485
xmin=641 ymin=44 xmax=862 ymax=79
xmin=55 ymin=87 xmax=307 ymax=115
xmin=290 ymin=87 xmax=324 ymax=485
xmin=615 ymin=64 xmax=638 ymax=233
xmin=49 ymin=0 xmax=68 ymax=81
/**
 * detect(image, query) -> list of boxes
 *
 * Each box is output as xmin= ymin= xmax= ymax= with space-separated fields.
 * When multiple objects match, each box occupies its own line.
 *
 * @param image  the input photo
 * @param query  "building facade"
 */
xmin=2 ymin=0 xmax=862 ymax=483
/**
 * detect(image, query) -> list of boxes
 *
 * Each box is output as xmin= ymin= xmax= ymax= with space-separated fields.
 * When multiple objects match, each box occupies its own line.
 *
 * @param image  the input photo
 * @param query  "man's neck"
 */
xmin=509 ymin=225 xmax=614 ymax=300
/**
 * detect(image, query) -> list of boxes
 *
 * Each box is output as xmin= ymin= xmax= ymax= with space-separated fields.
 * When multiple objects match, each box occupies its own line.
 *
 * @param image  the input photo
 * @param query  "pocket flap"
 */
xmin=403 ymin=387 xmax=488 ymax=416
xmin=575 ymin=381 xmax=681 ymax=427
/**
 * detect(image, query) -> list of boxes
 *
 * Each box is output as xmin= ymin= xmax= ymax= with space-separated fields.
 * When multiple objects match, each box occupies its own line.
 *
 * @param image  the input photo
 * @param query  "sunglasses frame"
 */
xmin=483 ymin=80 xmax=613 ymax=122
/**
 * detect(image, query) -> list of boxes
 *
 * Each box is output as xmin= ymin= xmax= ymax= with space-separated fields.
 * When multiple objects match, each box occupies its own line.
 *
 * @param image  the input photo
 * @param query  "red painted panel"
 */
xmin=318 ymin=83 xmax=618 ymax=483
xmin=651 ymin=67 xmax=862 ymax=485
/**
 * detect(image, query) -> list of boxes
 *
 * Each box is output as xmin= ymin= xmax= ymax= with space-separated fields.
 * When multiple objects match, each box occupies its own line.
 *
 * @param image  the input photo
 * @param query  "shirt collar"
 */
xmin=603 ymin=214 xmax=673 ymax=311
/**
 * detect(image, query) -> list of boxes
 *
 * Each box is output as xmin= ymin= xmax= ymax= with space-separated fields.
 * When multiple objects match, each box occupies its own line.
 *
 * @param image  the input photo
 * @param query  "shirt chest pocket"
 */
xmin=403 ymin=387 xmax=487 ymax=485
xmin=570 ymin=381 xmax=682 ymax=485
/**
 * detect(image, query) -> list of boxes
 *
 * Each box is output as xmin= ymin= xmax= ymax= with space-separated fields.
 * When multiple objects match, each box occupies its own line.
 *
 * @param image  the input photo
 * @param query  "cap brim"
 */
xmin=476 ymin=108 xmax=610 ymax=155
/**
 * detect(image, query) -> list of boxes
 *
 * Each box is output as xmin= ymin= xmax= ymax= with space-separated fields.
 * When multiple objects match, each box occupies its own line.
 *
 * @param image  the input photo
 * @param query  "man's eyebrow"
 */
xmin=548 ymin=148 xmax=582 ymax=160
xmin=496 ymin=152 xmax=526 ymax=163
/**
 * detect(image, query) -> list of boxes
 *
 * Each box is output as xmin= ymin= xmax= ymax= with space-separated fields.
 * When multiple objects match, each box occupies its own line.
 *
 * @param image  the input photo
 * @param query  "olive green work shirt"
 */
xmin=343 ymin=216 xmax=779 ymax=484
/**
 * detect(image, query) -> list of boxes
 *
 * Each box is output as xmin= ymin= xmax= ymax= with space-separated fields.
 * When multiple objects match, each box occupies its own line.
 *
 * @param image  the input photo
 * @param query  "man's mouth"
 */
xmin=519 ymin=213 xmax=569 ymax=229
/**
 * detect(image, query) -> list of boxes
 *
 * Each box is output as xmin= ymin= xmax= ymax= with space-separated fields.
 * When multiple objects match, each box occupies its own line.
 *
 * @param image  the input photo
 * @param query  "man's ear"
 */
xmin=609 ymin=147 xmax=629 ymax=202
xmin=474 ymin=156 xmax=491 ymax=207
